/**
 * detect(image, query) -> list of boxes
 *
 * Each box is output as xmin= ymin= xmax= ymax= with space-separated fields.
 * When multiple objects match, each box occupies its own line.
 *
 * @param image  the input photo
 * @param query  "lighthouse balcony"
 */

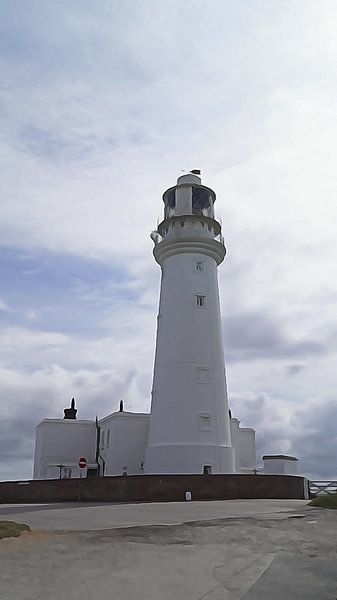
xmin=156 ymin=214 xmax=222 ymax=243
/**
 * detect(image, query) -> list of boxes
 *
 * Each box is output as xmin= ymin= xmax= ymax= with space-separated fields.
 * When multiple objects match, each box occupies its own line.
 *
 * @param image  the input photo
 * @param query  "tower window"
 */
xmin=195 ymin=367 xmax=210 ymax=384
xmin=196 ymin=295 xmax=206 ymax=308
xmin=192 ymin=186 xmax=212 ymax=214
xmin=198 ymin=413 xmax=213 ymax=431
xmin=196 ymin=261 xmax=204 ymax=272
xmin=106 ymin=428 xmax=110 ymax=448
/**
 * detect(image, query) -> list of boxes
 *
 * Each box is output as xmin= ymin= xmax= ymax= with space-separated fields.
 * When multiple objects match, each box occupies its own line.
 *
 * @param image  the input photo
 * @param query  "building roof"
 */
xmin=262 ymin=454 xmax=298 ymax=461
xmin=99 ymin=410 xmax=150 ymax=423
xmin=36 ymin=418 xmax=95 ymax=428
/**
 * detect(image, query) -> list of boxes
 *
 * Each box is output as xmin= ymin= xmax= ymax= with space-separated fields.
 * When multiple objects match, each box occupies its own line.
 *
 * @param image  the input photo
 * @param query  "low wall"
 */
xmin=0 ymin=474 xmax=307 ymax=504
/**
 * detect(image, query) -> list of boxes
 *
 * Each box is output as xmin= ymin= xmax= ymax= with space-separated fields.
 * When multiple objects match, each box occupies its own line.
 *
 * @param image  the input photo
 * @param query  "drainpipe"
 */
xmin=95 ymin=416 xmax=105 ymax=477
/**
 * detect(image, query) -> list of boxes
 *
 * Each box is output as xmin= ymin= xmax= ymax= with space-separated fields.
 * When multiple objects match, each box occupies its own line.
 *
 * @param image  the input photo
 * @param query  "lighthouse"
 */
xmin=144 ymin=171 xmax=235 ymax=474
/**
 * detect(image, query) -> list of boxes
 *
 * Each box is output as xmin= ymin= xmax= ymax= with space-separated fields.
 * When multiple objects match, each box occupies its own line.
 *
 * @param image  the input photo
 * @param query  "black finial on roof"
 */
xmin=63 ymin=397 xmax=77 ymax=420
xmin=119 ymin=400 xmax=124 ymax=412
xmin=191 ymin=169 xmax=201 ymax=175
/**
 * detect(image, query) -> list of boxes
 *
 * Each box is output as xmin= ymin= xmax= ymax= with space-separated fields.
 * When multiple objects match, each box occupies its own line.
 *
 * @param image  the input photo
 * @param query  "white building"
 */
xmin=33 ymin=416 xmax=97 ymax=480
xmin=262 ymin=455 xmax=299 ymax=476
xmin=33 ymin=171 xmax=261 ymax=480
xmin=99 ymin=409 xmax=149 ymax=477
xmin=33 ymin=402 xmax=256 ymax=479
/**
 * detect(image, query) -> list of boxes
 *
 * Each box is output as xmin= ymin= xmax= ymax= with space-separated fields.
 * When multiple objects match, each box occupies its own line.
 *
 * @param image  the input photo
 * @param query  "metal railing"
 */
xmin=308 ymin=480 xmax=337 ymax=497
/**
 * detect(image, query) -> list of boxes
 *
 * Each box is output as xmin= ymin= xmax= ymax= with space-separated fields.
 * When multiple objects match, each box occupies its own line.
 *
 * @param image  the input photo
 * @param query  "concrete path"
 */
xmin=0 ymin=498 xmax=308 ymax=530
xmin=1 ymin=500 xmax=336 ymax=599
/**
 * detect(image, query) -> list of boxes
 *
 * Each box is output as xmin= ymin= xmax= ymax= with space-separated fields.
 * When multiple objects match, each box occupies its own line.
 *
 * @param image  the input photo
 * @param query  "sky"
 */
xmin=1 ymin=0 xmax=337 ymax=480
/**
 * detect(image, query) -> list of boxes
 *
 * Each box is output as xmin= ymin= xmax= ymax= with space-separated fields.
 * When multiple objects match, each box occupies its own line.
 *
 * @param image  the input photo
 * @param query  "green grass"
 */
xmin=0 ymin=521 xmax=31 ymax=539
xmin=309 ymin=494 xmax=337 ymax=509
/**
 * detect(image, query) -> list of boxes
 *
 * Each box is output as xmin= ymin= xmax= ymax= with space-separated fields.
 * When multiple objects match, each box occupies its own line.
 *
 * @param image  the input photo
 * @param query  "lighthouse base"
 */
xmin=144 ymin=443 xmax=235 ymax=475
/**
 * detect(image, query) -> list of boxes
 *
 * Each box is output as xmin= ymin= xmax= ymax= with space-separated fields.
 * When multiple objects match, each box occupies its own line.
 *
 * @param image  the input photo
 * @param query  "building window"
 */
xmin=196 ymin=261 xmax=204 ymax=272
xmin=195 ymin=367 xmax=210 ymax=384
xmin=106 ymin=428 xmax=110 ymax=448
xmin=203 ymin=465 xmax=213 ymax=475
xmin=196 ymin=295 xmax=206 ymax=308
xmin=101 ymin=430 xmax=105 ymax=449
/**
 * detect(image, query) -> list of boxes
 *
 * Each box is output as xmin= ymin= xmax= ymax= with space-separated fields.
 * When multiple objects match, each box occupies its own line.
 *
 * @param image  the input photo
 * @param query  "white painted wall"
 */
xmin=263 ymin=456 xmax=299 ymax=475
xmin=33 ymin=413 xmax=149 ymax=479
xmin=99 ymin=412 xmax=149 ymax=476
xmin=145 ymin=174 xmax=234 ymax=474
xmin=33 ymin=419 xmax=97 ymax=479
xmin=230 ymin=417 xmax=256 ymax=473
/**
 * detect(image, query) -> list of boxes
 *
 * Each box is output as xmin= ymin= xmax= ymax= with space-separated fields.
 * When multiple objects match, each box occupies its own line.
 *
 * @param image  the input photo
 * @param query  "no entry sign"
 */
xmin=78 ymin=457 xmax=87 ymax=469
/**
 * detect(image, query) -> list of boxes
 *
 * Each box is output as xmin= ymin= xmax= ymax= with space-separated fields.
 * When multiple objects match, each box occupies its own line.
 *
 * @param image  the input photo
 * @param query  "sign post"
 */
xmin=78 ymin=457 xmax=87 ymax=501
xmin=78 ymin=457 xmax=87 ymax=469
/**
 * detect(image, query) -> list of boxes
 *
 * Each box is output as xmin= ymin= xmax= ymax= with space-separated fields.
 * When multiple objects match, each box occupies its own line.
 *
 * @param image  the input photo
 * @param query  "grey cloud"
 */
xmin=288 ymin=398 xmax=337 ymax=479
xmin=0 ymin=417 xmax=36 ymax=479
xmin=0 ymin=0 xmax=337 ymax=486
xmin=232 ymin=390 xmax=337 ymax=479
xmin=0 ymin=431 xmax=33 ymax=460
xmin=240 ymin=394 xmax=267 ymax=414
xmin=287 ymin=364 xmax=306 ymax=376
xmin=224 ymin=311 xmax=325 ymax=362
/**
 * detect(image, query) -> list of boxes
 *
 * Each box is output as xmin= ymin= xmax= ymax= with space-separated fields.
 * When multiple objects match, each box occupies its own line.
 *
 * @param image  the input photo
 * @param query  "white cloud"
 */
xmin=0 ymin=298 xmax=12 ymax=311
xmin=1 ymin=0 xmax=337 ymax=478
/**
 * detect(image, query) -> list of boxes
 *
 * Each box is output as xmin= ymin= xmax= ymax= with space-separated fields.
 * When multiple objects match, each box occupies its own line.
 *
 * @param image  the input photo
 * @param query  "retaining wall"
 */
xmin=0 ymin=474 xmax=307 ymax=503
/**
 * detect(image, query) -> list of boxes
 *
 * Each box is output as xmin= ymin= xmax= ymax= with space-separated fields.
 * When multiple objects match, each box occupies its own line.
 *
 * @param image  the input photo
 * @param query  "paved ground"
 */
xmin=0 ymin=499 xmax=308 ymax=530
xmin=1 ymin=500 xmax=336 ymax=599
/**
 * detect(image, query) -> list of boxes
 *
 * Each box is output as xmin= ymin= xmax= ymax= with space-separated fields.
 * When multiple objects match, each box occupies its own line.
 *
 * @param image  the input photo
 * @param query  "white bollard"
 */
xmin=185 ymin=491 xmax=192 ymax=501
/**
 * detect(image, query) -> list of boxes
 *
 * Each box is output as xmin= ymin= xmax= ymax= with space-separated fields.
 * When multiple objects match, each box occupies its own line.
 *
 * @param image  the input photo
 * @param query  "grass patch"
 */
xmin=309 ymin=494 xmax=337 ymax=509
xmin=0 ymin=521 xmax=31 ymax=539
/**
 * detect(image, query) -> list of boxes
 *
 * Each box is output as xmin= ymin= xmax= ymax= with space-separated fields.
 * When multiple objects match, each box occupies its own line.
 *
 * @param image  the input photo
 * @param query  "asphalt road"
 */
xmin=1 ymin=499 xmax=336 ymax=599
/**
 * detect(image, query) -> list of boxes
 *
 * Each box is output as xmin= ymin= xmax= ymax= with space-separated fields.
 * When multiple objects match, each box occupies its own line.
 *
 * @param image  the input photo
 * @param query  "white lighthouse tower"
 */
xmin=145 ymin=171 xmax=235 ymax=475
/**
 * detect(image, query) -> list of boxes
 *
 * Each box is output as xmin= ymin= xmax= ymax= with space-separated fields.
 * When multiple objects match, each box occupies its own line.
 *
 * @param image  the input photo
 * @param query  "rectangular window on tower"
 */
xmin=196 ymin=295 xmax=206 ymax=308
xmin=198 ymin=413 xmax=213 ymax=431
xmin=195 ymin=261 xmax=204 ymax=272
xmin=195 ymin=367 xmax=211 ymax=384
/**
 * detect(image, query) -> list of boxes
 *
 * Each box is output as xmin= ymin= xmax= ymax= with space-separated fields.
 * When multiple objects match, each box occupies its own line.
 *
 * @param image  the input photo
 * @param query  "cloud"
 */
xmin=289 ymin=398 xmax=337 ymax=479
xmin=224 ymin=311 xmax=325 ymax=362
xmin=1 ymin=1 xmax=337 ymax=479
xmin=0 ymin=298 xmax=12 ymax=311
xmin=287 ymin=364 xmax=306 ymax=377
xmin=229 ymin=390 xmax=337 ymax=479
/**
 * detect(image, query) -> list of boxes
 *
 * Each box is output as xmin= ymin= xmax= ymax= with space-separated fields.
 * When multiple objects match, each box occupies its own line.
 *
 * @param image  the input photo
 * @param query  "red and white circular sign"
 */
xmin=78 ymin=457 xmax=87 ymax=469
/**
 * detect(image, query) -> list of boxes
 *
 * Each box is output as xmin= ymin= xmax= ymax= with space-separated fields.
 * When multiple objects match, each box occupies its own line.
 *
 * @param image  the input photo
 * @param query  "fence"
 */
xmin=308 ymin=480 xmax=337 ymax=497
